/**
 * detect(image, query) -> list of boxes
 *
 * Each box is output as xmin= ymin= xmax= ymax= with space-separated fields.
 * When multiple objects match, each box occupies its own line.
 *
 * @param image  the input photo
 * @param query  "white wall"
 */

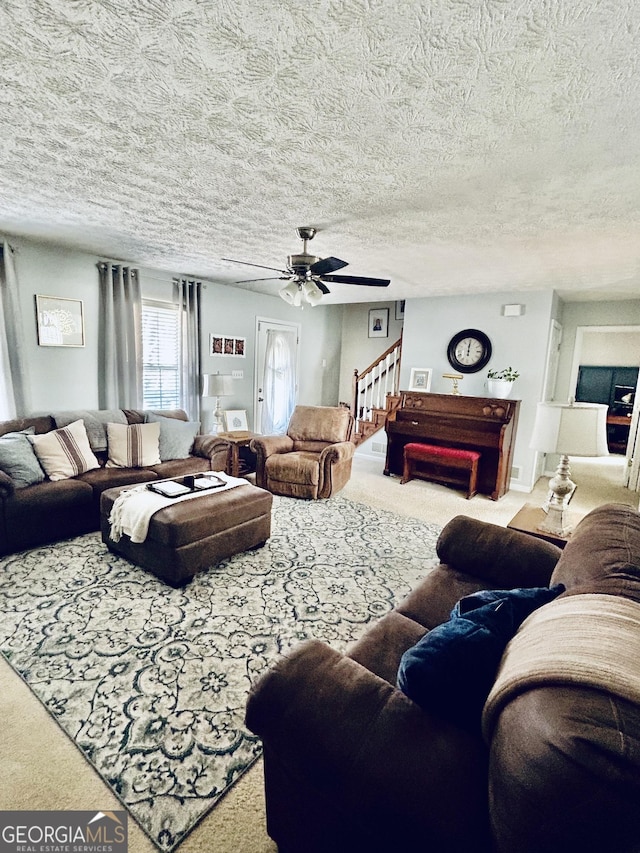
xmin=338 ymin=300 xmax=404 ymax=404
xmin=555 ymin=300 xmax=640 ymax=401
xmin=575 ymin=330 xmax=640 ymax=368
xmin=12 ymin=240 xmax=103 ymax=412
xmin=8 ymin=236 xmax=343 ymax=420
xmin=397 ymin=290 xmax=555 ymax=489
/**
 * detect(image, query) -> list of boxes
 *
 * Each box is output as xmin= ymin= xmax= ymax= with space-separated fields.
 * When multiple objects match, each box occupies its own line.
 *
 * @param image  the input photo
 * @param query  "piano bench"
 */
xmin=401 ymin=442 xmax=481 ymax=499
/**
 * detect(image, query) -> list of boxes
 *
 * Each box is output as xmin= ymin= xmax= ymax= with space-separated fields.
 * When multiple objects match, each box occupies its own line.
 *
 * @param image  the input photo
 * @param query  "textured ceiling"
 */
xmin=1 ymin=0 xmax=640 ymax=303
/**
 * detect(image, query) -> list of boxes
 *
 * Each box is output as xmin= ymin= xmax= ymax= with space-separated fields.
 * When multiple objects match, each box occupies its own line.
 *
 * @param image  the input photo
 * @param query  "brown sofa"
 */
xmin=246 ymin=503 xmax=640 ymax=853
xmin=251 ymin=405 xmax=355 ymax=499
xmin=0 ymin=408 xmax=229 ymax=555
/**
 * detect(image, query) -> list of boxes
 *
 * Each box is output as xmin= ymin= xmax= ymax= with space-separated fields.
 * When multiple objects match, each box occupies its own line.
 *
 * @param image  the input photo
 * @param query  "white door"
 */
xmin=624 ymin=386 xmax=640 ymax=490
xmin=254 ymin=317 xmax=300 ymax=434
xmin=534 ymin=319 xmax=563 ymax=481
xmin=542 ymin=320 xmax=562 ymax=402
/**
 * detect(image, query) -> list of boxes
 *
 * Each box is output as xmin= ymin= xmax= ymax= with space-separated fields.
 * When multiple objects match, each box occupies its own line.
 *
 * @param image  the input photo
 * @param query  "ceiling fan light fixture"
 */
xmin=302 ymin=280 xmax=323 ymax=306
xmin=279 ymin=280 xmax=302 ymax=306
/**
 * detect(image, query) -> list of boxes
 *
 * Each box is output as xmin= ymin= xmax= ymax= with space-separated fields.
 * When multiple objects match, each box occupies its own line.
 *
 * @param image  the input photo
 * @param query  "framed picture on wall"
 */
xmin=408 ymin=367 xmax=433 ymax=392
xmin=209 ymin=333 xmax=246 ymax=357
xmin=368 ymin=308 xmax=389 ymax=338
xmin=395 ymin=300 xmax=405 ymax=320
xmin=35 ymin=295 xmax=85 ymax=347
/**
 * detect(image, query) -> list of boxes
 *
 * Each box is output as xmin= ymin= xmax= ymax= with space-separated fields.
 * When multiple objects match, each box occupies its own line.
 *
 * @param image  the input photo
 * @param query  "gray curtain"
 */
xmin=0 ymin=242 xmax=29 ymax=417
xmin=98 ymin=263 xmax=142 ymax=409
xmin=174 ymin=278 xmax=202 ymax=422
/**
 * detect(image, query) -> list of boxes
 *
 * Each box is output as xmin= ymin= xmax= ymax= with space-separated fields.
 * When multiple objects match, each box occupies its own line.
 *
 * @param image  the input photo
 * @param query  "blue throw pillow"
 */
xmin=396 ymin=584 xmax=564 ymax=734
xmin=144 ymin=413 xmax=200 ymax=461
xmin=0 ymin=429 xmax=45 ymax=488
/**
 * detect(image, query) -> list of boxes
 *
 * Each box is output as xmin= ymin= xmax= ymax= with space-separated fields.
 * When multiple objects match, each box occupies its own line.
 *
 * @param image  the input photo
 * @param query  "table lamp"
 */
xmin=202 ymin=374 xmax=234 ymax=433
xmin=529 ymin=400 xmax=609 ymax=536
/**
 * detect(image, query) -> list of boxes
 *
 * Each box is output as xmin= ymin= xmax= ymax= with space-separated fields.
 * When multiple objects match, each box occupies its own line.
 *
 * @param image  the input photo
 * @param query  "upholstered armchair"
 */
xmin=251 ymin=405 xmax=355 ymax=499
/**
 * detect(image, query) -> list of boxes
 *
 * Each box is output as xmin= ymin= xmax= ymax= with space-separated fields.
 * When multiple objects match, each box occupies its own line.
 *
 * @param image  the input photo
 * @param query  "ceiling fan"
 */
xmin=222 ymin=226 xmax=390 ymax=306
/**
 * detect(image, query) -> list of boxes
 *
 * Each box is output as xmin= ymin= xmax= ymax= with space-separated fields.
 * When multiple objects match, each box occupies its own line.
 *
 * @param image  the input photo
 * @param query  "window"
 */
xmin=142 ymin=300 xmax=181 ymax=409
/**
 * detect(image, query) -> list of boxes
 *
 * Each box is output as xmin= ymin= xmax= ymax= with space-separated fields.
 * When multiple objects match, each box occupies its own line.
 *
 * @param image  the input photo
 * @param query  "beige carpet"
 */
xmin=1 ymin=454 xmax=636 ymax=853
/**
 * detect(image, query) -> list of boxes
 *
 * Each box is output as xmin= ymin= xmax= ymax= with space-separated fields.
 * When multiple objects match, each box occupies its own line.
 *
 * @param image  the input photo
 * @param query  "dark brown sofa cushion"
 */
xmin=1 ymin=478 xmax=95 ymax=553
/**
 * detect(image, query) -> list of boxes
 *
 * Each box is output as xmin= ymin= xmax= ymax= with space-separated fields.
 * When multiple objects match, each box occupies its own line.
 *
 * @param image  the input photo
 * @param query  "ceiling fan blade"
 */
xmin=234 ymin=276 xmax=289 ymax=283
xmin=310 ymin=256 xmax=348 ymax=276
xmin=222 ymin=257 xmax=289 ymax=274
xmin=321 ymin=274 xmax=391 ymax=287
xmin=314 ymin=280 xmax=331 ymax=295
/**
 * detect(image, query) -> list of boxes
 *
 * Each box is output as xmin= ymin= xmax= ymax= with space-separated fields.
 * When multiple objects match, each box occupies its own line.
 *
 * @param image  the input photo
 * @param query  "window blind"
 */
xmin=142 ymin=300 xmax=181 ymax=409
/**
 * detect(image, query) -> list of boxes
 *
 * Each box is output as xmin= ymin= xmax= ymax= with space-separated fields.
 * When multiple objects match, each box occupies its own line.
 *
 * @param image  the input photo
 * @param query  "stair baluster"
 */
xmin=351 ymin=336 xmax=403 ymax=446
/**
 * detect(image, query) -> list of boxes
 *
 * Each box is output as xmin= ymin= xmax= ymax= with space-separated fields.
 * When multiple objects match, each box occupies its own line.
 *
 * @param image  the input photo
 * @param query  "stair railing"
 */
xmin=352 ymin=336 xmax=402 ymax=435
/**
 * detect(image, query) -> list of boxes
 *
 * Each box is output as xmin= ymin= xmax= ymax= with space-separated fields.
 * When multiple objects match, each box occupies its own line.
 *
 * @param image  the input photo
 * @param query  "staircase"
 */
xmin=351 ymin=337 xmax=402 ymax=446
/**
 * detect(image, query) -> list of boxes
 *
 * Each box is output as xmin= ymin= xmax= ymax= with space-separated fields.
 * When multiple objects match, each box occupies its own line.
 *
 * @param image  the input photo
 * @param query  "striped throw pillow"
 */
xmin=28 ymin=419 xmax=100 ymax=481
xmin=106 ymin=422 xmax=161 ymax=468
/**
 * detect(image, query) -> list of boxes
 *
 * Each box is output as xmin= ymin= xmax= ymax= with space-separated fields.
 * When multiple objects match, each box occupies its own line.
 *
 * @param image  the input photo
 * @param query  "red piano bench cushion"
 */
xmin=401 ymin=442 xmax=481 ymax=499
xmin=405 ymin=444 xmax=480 ymax=462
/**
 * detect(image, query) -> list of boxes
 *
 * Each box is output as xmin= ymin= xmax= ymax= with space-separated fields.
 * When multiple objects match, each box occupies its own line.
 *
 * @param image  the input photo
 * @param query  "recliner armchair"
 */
xmin=250 ymin=405 xmax=355 ymax=499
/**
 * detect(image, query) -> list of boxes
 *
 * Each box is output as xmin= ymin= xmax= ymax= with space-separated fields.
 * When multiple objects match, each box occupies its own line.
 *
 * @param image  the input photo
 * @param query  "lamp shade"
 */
xmin=202 ymin=374 xmax=234 ymax=397
xmin=279 ymin=280 xmax=302 ymax=306
xmin=529 ymin=401 xmax=609 ymax=457
xmin=302 ymin=280 xmax=323 ymax=306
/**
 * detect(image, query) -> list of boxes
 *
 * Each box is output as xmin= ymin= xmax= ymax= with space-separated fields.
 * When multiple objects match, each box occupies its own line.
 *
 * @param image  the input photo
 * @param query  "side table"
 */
xmin=506 ymin=502 xmax=583 ymax=550
xmin=217 ymin=430 xmax=259 ymax=478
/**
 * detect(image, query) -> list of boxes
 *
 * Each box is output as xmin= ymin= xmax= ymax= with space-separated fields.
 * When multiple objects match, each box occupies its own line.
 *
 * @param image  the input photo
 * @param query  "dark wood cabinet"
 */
xmin=575 ymin=365 xmax=638 ymax=453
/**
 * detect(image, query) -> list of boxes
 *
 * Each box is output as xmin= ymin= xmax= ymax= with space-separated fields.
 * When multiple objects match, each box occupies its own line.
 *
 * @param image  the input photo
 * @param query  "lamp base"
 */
xmin=537 ymin=454 xmax=576 ymax=538
xmin=211 ymin=397 xmax=224 ymax=435
xmin=536 ymin=504 xmax=573 ymax=538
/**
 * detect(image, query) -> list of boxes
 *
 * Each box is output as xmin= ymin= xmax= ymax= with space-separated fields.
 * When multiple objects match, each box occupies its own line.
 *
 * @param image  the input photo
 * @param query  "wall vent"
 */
xmin=510 ymin=465 xmax=522 ymax=481
xmin=371 ymin=442 xmax=386 ymax=455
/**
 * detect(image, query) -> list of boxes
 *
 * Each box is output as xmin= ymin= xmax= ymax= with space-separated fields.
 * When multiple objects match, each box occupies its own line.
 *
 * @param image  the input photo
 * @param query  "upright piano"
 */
xmin=384 ymin=391 xmax=520 ymax=500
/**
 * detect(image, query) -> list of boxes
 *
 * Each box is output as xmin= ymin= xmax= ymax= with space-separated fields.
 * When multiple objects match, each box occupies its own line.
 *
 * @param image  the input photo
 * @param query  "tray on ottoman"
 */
xmin=100 ymin=482 xmax=273 ymax=586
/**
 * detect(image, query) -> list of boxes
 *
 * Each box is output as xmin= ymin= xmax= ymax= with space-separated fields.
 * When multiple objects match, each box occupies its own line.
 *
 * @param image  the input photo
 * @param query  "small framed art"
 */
xmin=35 ymin=295 xmax=85 ymax=347
xmin=223 ymin=409 xmax=249 ymax=432
xmin=395 ymin=300 xmax=405 ymax=320
xmin=210 ymin=334 xmax=246 ymax=357
xmin=368 ymin=308 xmax=389 ymax=338
xmin=408 ymin=367 xmax=433 ymax=392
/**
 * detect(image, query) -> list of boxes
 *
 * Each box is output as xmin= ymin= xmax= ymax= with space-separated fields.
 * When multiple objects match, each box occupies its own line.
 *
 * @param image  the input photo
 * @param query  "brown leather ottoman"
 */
xmin=100 ymin=483 xmax=273 ymax=586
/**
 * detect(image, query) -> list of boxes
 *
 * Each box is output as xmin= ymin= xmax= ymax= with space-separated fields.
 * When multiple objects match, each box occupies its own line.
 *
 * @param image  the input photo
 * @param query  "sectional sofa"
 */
xmin=0 ymin=408 xmax=229 ymax=555
xmin=247 ymin=503 xmax=640 ymax=853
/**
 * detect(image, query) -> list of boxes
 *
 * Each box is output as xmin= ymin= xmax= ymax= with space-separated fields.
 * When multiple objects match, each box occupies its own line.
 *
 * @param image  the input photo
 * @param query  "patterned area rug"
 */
xmin=0 ymin=495 xmax=440 ymax=851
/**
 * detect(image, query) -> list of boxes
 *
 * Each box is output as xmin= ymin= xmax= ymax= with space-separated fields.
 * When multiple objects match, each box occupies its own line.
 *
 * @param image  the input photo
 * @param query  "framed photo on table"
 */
xmin=368 ymin=308 xmax=389 ymax=338
xmin=223 ymin=410 xmax=249 ymax=432
xmin=408 ymin=367 xmax=433 ymax=392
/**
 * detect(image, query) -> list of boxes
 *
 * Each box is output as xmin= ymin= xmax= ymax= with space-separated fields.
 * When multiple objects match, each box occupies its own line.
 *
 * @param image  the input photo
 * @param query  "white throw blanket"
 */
xmin=108 ymin=473 xmax=249 ymax=544
xmin=482 ymin=593 xmax=640 ymax=742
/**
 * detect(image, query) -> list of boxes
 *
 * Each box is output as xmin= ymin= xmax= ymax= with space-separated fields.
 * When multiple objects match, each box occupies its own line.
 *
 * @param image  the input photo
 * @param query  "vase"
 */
xmin=487 ymin=379 xmax=514 ymax=399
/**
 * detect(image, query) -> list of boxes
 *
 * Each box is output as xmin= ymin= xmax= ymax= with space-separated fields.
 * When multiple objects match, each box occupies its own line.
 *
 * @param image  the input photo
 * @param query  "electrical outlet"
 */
xmin=231 ymin=370 xmax=243 ymax=379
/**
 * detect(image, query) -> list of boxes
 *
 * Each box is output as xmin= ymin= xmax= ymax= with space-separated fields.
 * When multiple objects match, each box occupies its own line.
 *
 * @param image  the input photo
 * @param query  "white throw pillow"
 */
xmin=106 ymin=422 xmax=161 ymax=468
xmin=28 ymin=419 xmax=100 ymax=481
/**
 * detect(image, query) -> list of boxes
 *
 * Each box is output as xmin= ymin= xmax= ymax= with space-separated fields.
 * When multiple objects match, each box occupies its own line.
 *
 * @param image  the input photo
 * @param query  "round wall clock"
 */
xmin=447 ymin=329 xmax=492 ymax=373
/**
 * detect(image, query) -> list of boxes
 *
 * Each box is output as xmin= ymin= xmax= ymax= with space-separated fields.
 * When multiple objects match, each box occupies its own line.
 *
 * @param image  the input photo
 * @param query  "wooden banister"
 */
xmin=352 ymin=336 xmax=403 ymax=440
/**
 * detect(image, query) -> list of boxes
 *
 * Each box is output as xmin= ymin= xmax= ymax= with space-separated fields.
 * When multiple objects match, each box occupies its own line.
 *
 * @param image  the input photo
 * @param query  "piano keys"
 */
xmin=384 ymin=391 xmax=520 ymax=500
